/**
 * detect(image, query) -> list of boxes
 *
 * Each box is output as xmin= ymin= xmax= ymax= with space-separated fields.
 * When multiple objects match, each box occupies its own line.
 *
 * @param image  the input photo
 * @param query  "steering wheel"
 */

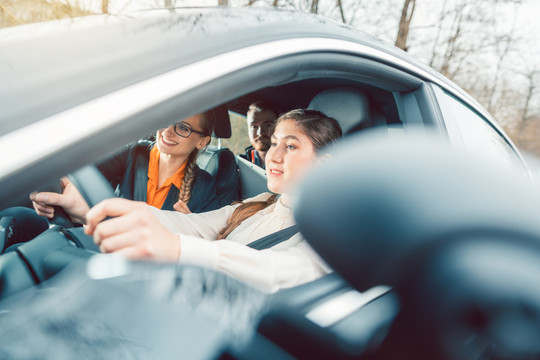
xmin=49 ymin=166 xmax=117 ymax=228
xmin=66 ymin=166 xmax=117 ymax=210
xmin=0 ymin=165 xmax=116 ymax=299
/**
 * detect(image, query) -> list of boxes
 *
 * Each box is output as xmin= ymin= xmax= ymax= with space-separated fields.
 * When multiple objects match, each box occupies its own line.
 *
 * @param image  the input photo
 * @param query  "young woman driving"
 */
xmin=85 ymin=109 xmax=342 ymax=293
xmin=31 ymin=112 xmax=220 ymax=224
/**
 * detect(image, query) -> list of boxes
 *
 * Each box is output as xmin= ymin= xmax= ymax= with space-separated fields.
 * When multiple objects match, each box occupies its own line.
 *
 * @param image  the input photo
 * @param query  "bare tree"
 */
xmin=395 ymin=0 xmax=416 ymax=51
xmin=429 ymin=0 xmax=448 ymax=67
xmin=102 ymin=0 xmax=109 ymax=14
xmin=218 ymin=0 xmax=229 ymax=5
xmin=1 ymin=0 xmax=94 ymax=27
xmin=486 ymin=35 xmax=513 ymax=113
xmin=511 ymin=67 xmax=540 ymax=152
xmin=0 ymin=1 xmax=22 ymax=27
xmin=310 ymin=0 xmax=319 ymax=14
xmin=486 ymin=5 xmax=520 ymax=113
xmin=520 ymin=68 xmax=539 ymax=125
xmin=437 ymin=1 xmax=467 ymax=77
xmin=336 ymin=0 xmax=346 ymax=23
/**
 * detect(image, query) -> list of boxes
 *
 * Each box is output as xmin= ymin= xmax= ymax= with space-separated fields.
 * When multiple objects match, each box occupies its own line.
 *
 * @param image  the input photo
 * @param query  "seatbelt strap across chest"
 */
xmin=134 ymin=151 xmax=149 ymax=202
xmin=246 ymin=225 xmax=300 ymax=250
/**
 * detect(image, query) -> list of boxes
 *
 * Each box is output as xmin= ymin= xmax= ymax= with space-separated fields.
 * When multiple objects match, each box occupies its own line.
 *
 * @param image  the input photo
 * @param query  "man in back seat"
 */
xmin=240 ymin=101 xmax=278 ymax=169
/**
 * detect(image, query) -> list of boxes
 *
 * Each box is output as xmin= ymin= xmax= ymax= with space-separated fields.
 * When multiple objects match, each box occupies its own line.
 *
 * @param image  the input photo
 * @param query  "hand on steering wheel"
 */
xmin=31 ymin=165 xmax=117 ymax=228
xmin=85 ymin=198 xmax=181 ymax=262
xmin=30 ymin=177 xmax=90 ymax=225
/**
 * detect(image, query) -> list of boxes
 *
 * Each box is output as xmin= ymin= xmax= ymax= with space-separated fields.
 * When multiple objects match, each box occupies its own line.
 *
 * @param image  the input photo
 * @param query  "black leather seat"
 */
xmin=197 ymin=106 xmax=239 ymax=207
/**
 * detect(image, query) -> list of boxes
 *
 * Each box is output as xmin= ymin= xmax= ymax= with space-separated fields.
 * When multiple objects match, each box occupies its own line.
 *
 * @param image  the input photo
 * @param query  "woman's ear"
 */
xmin=196 ymin=136 xmax=211 ymax=150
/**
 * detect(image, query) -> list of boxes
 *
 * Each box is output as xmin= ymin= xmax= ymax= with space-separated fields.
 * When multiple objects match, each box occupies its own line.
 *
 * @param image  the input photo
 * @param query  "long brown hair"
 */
xmin=178 ymin=111 xmax=215 ymax=204
xmin=217 ymin=109 xmax=342 ymax=239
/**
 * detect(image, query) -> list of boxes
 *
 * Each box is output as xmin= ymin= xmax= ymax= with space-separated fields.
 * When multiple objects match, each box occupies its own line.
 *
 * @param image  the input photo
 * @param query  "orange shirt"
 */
xmin=147 ymin=146 xmax=187 ymax=209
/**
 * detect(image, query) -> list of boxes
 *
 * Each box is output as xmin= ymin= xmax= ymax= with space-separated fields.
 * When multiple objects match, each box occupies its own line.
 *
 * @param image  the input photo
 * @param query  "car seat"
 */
xmin=307 ymin=87 xmax=372 ymax=134
xmin=196 ymin=106 xmax=239 ymax=207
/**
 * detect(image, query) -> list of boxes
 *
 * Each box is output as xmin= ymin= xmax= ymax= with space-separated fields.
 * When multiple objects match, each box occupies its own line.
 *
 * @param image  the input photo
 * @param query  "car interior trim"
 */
xmin=304 ymin=285 xmax=392 ymax=328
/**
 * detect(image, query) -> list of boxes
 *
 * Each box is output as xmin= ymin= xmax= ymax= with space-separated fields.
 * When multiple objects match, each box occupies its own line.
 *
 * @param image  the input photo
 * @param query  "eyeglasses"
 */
xmin=173 ymin=122 xmax=207 ymax=138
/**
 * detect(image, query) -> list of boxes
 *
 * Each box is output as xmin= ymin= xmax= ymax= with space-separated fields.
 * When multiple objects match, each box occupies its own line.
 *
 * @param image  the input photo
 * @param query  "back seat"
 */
xmin=196 ymin=106 xmax=239 ymax=207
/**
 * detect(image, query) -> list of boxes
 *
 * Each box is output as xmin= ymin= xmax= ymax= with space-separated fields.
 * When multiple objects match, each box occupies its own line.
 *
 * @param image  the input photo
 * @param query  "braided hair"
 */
xmin=177 ymin=111 xmax=215 ymax=205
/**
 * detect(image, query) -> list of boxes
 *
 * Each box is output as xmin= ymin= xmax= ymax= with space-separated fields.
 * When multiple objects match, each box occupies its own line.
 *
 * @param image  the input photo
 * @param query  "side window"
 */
xmin=435 ymin=89 xmax=520 ymax=169
xmin=210 ymin=111 xmax=249 ymax=154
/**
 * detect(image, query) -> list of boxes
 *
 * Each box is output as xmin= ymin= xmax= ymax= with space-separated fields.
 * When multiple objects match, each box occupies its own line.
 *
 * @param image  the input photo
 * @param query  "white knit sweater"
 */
xmin=150 ymin=193 xmax=331 ymax=293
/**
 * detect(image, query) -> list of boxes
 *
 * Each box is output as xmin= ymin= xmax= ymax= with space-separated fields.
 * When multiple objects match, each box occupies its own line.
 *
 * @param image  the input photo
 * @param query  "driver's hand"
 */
xmin=85 ymin=198 xmax=181 ymax=262
xmin=30 ymin=177 xmax=90 ymax=224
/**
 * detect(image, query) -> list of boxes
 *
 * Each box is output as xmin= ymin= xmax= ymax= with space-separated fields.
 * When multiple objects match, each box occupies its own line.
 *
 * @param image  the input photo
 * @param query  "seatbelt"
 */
xmin=134 ymin=152 xmax=149 ymax=202
xmin=246 ymin=225 xmax=300 ymax=250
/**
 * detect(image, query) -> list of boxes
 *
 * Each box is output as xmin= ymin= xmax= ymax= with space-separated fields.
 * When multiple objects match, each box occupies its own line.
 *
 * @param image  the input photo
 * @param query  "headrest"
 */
xmin=210 ymin=105 xmax=231 ymax=139
xmin=307 ymin=87 xmax=371 ymax=134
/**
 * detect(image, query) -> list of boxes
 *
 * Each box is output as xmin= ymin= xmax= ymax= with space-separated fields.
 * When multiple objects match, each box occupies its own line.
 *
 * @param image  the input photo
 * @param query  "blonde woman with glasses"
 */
xmin=31 ymin=113 xmax=220 ymax=224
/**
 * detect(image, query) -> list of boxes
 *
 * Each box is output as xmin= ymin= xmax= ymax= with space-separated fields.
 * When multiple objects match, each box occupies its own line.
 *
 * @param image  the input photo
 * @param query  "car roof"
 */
xmin=0 ymin=6 xmax=482 ymax=135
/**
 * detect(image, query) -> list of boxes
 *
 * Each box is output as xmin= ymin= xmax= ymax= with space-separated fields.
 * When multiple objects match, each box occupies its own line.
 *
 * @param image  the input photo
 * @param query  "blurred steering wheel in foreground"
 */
xmin=295 ymin=129 xmax=540 ymax=359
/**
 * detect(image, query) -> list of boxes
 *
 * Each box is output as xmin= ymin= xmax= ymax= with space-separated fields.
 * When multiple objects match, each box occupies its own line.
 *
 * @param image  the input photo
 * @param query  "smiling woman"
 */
xmin=84 ymin=109 xmax=342 ymax=293
xmin=30 ymin=112 xmax=220 ymax=226
xmin=149 ymin=114 xmax=215 ymax=211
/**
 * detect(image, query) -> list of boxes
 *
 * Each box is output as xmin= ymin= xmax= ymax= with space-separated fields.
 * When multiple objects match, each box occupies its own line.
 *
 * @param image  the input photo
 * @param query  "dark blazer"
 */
xmin=239 ymin=145 xmax=265 ymax=169
xmin=97 ymin=140 xmax=220 ymax=213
